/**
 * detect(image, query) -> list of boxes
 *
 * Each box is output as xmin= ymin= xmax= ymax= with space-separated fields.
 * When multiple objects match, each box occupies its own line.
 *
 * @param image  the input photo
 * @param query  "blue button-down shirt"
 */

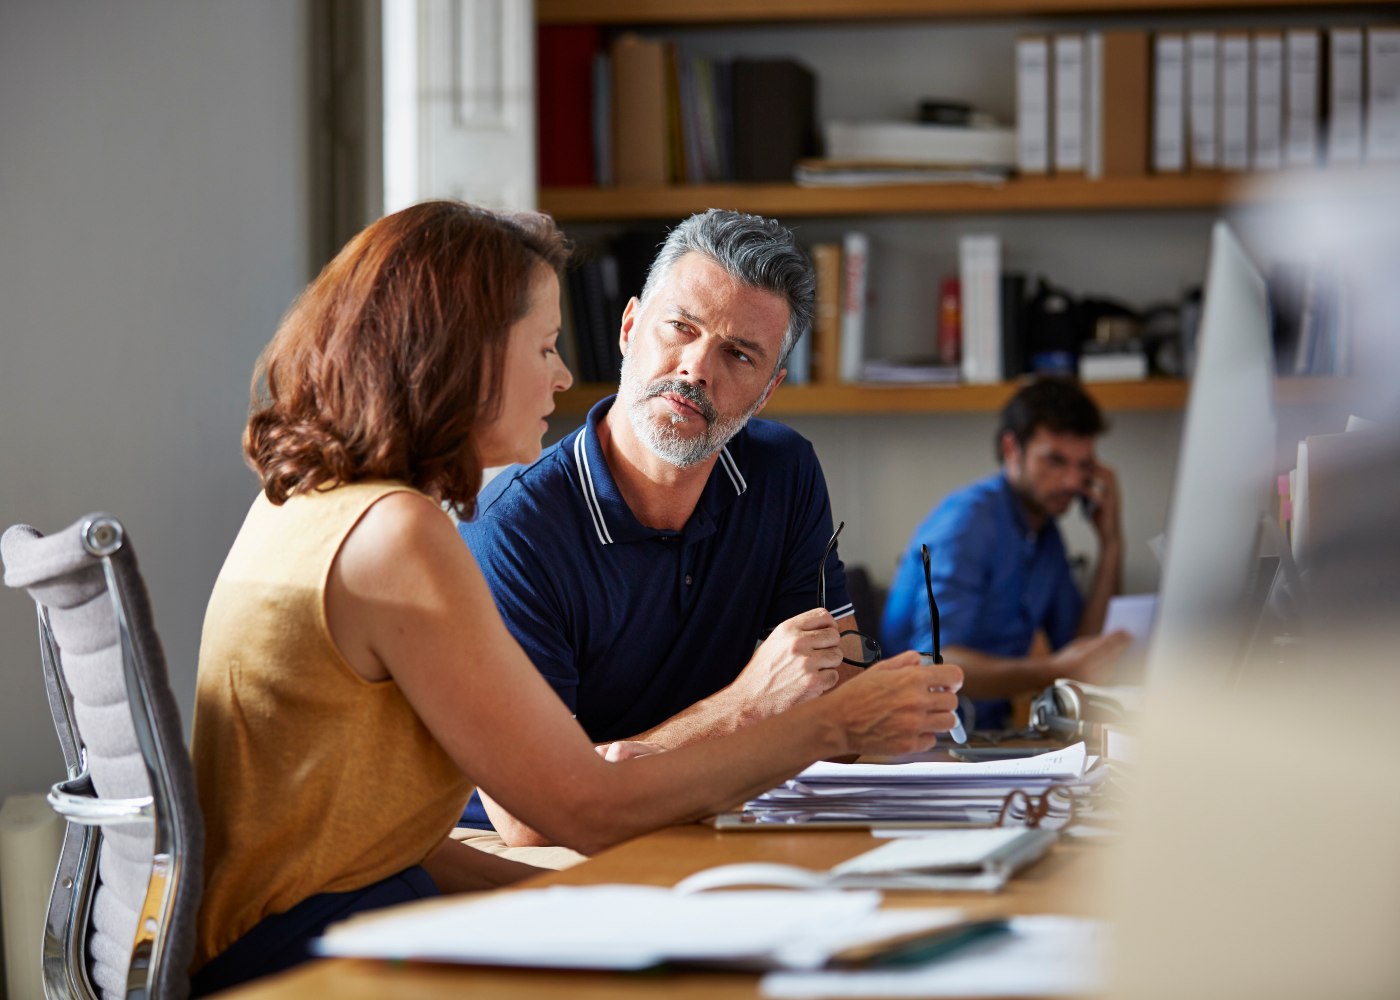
xmin=880 ymin=473 xmax=1082 ymax=730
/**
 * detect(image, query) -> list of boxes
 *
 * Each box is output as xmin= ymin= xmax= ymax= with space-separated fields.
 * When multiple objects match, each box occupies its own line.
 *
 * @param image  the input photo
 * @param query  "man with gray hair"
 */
xmin=457 ymin=209 xmax=918 ymax=848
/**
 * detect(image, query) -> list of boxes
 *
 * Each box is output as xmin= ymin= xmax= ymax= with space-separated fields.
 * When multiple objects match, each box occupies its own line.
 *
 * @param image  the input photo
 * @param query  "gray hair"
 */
xmin=638 ymin=209 xmax=814 ymax=373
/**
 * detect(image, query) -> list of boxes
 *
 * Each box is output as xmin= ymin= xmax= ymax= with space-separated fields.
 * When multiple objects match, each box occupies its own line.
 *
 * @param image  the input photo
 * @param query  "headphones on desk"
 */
xmin=1028 ymin=679 xmax=1132 ymax=745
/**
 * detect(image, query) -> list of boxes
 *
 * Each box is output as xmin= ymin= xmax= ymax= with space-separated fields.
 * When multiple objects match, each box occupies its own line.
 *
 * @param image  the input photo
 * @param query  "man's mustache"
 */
xmin=643 ymin=379 xmax=716 ymax=424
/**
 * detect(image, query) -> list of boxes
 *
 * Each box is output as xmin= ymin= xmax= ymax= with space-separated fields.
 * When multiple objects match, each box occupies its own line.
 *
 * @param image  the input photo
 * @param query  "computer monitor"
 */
xmin=1143 ymin=222 xmax=1278 ymax=690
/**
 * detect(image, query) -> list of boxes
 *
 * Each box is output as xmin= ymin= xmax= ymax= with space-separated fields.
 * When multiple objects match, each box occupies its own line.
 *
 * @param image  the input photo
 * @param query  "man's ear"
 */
xmin=998 ymin=430 xmax=1021 ymax=468
xmin=754 ymin=367 xmax=787 ymax=415
xmin=618 ymin=296 xmax=640 ymax=357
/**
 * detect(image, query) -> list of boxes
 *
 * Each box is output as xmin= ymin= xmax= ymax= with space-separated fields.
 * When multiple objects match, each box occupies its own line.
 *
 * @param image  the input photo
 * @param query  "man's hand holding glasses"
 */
xmin=730 ymin=607 xmax=846 ymax=720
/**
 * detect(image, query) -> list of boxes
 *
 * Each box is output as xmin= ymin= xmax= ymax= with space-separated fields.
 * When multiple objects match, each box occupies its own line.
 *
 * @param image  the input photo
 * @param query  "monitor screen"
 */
xmin=1143 ymin=221 xmax=1278 ymax=689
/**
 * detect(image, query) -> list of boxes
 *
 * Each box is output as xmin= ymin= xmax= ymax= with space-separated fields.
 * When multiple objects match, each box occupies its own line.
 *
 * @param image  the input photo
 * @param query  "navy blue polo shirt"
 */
xmin=457 ymin=396 xmax=850 ymax=829
xmin=880 ymin=473 xmax=1082 ymax=731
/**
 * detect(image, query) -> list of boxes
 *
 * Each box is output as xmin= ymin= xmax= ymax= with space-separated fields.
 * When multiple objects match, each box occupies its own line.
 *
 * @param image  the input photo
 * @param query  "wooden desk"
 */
xmin=218 ymin=824 xmax=1104 ymax=999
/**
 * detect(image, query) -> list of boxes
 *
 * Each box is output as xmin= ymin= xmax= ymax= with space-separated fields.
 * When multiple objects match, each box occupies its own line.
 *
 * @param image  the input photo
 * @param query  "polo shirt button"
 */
xmin=685 ymin=574 xmax=693 ymax=585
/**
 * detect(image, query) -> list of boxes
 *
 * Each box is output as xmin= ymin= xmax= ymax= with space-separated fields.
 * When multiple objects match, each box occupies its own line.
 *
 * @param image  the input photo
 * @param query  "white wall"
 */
xmin=0 ymin=0 xmax=313 ymax=802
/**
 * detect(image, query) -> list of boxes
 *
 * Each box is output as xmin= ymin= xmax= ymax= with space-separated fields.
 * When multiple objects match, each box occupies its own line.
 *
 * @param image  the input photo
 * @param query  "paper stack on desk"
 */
xmin=717 ymin=743 xmax=1101 ymax=828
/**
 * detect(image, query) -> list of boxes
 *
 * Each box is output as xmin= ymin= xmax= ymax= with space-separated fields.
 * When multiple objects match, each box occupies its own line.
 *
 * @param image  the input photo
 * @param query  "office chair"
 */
xmin=2 ymin=514 xmax=203 ymax=1000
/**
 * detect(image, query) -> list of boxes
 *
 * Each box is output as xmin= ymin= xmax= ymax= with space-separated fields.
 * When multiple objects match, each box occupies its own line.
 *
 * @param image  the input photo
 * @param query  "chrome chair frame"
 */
xmin=34 ymin=516 xmax=193 ymax=1000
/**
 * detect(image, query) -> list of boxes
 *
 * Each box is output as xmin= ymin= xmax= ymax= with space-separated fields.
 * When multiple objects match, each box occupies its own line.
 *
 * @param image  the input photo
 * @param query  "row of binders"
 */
xmin=1017 ymin=25 xmax=1400 ymax=177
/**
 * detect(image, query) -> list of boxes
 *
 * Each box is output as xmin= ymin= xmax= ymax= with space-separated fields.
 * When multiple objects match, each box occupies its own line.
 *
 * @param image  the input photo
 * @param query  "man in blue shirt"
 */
xmin=460 ymin=210 xmax=951 ymax=848
xmin=882 ymin=378 xmax=1131 ymax=731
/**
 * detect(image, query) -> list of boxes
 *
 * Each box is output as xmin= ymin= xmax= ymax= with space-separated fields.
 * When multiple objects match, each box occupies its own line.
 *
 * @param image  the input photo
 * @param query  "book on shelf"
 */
xmin=937 ymin=276 xmax=961 ymax=367
xmin=822 ymin=119 xmax=1016 ymax=168
xmin=958 ymin=235 xmax=1002 ymax=385
xmin=784 ymin=326 xmax=812 ymax=384
xmin=1284 ymin=29 xmax=1321 ymax=168
xmin=731 ymin=58 xmax=818 ymax=182
xmin=1015 ymin=36 xmax=1051 ymax=175
xmin=1151 ymin=32 xmax=1186 ymax=173
xmin=1088 ymin=30 xmax=1150 ymax=178
xmin=1366 ymin=27 xmax=1400 ymax=162
xmin=1218 ymin=32 xmax=1251 ymax=171
xmin=839 ymin=232 xmax=869 ymax=384
xmin=1329 ymin=28 xmax=1365 ymax=164
xmin=1251 ymin=32 xmax=1285 ymax=171
xmin=1000 ymin=273 xmax=1029 ymax=380
xmin=809 ymin=242 xmax=843 ymax=385
xmin=610 ymin=34 xmax=669 ymax=186
xmin=1187 ymin=32 xmax=1218 ymax=169
xmin=1052 ymin=34 xmax=1086 ymax=175
xmin=537 ymin=24 xmax=599 ymax=187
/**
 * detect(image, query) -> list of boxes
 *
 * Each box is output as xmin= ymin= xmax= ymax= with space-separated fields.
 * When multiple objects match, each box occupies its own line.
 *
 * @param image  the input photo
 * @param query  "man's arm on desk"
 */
xmin=946 ymin=633 xmax=1131 ymax=700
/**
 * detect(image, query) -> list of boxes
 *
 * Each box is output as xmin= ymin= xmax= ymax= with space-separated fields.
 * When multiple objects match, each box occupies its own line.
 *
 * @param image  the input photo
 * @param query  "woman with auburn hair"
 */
xmin=189 ymin=200 xmax=959 ymax=994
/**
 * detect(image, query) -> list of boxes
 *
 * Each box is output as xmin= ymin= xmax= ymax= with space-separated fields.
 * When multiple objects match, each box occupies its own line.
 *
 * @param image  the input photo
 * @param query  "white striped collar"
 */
xmin=571 ymin=398 xmax=748 ymax=547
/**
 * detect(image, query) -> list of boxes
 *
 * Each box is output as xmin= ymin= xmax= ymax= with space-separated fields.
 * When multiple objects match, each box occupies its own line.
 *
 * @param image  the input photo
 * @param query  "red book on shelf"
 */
xmin=537 ymin=24 xmax=599 ymax=187
xmin=938 ymin=276 xmax=962 ymax=366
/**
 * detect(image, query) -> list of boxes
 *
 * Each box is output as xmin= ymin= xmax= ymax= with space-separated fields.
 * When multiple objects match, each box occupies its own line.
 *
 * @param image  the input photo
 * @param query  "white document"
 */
xmin=1053 ymin=34 xmax=1086 ymax=172
xmin=1016 ymin=36 xmax=1050 ymax=174
xmin=317 ymin=885 xmax=887 ymax=969
xmin=1366 ymin=27 xmax=1400 ymax=161
xmin=799 ymin=742 xmax=1088 ymax=783
xmin=1284 ymin=30 xmax=1321 ymax=166
xmin=762 ymin=915 xmax=1106 ymax=998
xmin=1187 ymin=32 xmax=1218 ymax=168
xmin=1328 ymin=28 xmax=1365 ymax=164
xmin=1219 ymin=34 xmax=1251 ymax=170
xmin=1152 ymin=33 xmax=1186 ymax=172
xmin=1102 ymin=593 xmax=1157 ymax=670
xmin=1251 ymin=33 xmax=1284 ymax=170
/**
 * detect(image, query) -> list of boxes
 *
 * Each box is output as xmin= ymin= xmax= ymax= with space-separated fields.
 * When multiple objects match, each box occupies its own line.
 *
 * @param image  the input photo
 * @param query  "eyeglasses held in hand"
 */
xmin=819 ymin=521 xmax=882 ymax=668
xmin=922 ymin=543 xmax=967 ymax=744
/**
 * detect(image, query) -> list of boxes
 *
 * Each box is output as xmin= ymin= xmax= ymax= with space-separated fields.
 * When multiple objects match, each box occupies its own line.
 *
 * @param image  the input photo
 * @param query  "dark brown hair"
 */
xmin=995 ymin=376 xmax=1108 ymax=462
xmin=245 ymin=200 xmax=567 ymax=512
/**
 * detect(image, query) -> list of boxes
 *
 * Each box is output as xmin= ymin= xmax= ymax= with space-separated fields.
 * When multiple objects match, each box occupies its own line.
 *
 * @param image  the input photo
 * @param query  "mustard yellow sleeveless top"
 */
xmin=191 ymin=481 xmax=473 ymax=967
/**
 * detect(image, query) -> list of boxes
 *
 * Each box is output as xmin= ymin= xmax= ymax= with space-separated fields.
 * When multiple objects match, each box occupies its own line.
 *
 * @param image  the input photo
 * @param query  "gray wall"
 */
xmin=0 ymin=0 xmax=313 ymax=801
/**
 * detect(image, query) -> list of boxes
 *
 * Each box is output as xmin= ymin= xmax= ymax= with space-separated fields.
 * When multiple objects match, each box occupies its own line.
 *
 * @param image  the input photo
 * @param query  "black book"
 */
xmin=1000 ymin=273 xmax=1028 ymax=379
xmin=730 ymin=59 xmax=819 ymax=182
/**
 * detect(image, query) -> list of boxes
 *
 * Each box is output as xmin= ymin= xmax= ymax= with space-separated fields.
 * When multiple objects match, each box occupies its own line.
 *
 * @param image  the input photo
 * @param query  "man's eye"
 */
xmin=729 ymin=348 xmax=752 ymax=364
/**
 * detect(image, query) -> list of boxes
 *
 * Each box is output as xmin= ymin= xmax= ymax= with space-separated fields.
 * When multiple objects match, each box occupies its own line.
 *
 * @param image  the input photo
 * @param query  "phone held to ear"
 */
xmin=1079 ymin=492 xmax=1100 ymax=518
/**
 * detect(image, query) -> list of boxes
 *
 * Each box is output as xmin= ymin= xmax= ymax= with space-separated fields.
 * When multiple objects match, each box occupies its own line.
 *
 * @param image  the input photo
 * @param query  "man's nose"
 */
xmin=676 ymin=339 xmax=715 ymax=386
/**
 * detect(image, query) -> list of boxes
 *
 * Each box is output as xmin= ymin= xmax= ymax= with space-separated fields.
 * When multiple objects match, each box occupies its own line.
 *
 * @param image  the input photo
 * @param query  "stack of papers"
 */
xmin=717 ymin=743 xmax=1101 ymax=828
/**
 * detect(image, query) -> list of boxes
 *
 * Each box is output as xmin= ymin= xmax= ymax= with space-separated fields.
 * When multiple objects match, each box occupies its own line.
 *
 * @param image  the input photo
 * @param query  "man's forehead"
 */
xmin=658 ymin=254 xmax=788 ymax=335
xmin=1025 ymin=426 xmax=1096 ymax=457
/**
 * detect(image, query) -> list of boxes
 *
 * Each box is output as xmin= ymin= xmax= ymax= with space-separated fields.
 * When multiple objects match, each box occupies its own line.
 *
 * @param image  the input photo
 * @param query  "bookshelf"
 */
xmin=554 ymin=377 xmax=1356 ymax=417
xmin=539 ymin=0 xmax=1397 ymax=25
xmin=543 ymin=173 xmax=1292 ymax=221
xmin=539 ymin=1 xmax=1375 ymax=414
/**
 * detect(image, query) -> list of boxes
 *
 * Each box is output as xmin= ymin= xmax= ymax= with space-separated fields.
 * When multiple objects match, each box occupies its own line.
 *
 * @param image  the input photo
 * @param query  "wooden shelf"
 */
xmin=539 ymin=174 xmax=1280 ymax=222
xmin=552 ymin=377 xmax=1358 ymax=417
xmin=553 ymin=380 xmax=1189 ymax=416
xmin=540 ymin=0 xmax=1393 ymax=25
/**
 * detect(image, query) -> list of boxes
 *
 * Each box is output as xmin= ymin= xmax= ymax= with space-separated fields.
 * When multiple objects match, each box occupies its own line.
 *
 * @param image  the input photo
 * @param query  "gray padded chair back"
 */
xmin=2 ymin=514 xmax=203 ymax=1000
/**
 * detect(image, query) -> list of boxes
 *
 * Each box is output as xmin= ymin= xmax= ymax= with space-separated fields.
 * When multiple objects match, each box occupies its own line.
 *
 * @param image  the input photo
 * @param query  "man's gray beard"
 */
xmin=619 ymin=355 xmax=769 ymax=468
